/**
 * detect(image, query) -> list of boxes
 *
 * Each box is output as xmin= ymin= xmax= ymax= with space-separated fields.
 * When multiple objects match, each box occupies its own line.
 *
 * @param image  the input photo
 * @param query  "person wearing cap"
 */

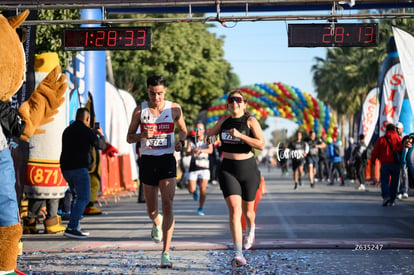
xmin=371 ymin=123 xmax=403 ymax=206
xmin=396 ymin=122 xmax=409 ymax=199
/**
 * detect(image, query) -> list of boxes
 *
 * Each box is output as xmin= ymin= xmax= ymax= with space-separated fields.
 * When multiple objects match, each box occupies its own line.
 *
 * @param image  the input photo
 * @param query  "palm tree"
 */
xmin=311 ymin=15 xmax=414 ymax=140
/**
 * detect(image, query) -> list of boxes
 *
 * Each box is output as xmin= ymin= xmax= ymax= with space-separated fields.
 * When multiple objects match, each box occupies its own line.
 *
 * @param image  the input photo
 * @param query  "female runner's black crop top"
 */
xmin=220 ymin=114 xmax=254 ymax=154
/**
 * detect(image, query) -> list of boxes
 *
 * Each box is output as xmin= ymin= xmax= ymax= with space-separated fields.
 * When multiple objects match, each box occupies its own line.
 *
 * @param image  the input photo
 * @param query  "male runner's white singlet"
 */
xmin=140 ymin=101 xmax=175 ymax=156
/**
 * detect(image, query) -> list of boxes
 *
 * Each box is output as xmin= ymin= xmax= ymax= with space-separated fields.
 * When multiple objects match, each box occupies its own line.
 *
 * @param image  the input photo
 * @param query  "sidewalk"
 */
xmin=17 ymin=167 xmax=414 ymax=274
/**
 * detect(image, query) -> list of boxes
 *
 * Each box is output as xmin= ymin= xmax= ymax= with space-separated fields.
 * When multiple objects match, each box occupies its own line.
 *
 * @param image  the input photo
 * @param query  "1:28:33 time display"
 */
xmin=63 ymin=27 xmax=152 ymax=51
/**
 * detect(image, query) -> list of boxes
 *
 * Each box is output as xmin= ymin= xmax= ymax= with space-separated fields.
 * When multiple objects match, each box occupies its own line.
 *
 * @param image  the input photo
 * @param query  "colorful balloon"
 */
xmin=206 ymin=83 xmax=339 ymax=140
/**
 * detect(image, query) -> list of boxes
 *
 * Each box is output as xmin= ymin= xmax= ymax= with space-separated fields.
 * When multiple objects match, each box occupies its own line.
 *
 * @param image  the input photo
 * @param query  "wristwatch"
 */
xmin=179 ymin=140 xmax=185 ymax=146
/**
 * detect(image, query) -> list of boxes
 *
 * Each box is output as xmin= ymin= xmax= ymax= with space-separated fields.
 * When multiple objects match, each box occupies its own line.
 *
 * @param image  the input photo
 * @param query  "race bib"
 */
xmin=146 ymin=134 xmax=170 ymax=149
xmin=221 ymin=130 xmax=241 ymax=143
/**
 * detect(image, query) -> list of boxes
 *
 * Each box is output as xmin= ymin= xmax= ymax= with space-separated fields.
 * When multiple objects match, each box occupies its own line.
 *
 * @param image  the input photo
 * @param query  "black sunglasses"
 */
xmin=227 ymin=97 xmax=243 ymax=104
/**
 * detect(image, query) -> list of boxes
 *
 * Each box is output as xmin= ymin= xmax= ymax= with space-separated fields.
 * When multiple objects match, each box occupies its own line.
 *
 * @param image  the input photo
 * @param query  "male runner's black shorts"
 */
xmin=292 ymin=158 xmax=305 ymax=170
xmin=140 ymin=154 xmax=177 ymax=186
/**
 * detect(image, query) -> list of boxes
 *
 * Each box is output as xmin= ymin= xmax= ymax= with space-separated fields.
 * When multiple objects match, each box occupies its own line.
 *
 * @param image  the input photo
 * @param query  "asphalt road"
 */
xmin=17 ymin=166 xmax=414 ymax=274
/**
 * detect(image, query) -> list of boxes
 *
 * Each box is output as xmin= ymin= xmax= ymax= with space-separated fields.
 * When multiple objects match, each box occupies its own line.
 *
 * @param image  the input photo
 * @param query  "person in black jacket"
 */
xmin=60 ymin=107 xmax=106 ymax=239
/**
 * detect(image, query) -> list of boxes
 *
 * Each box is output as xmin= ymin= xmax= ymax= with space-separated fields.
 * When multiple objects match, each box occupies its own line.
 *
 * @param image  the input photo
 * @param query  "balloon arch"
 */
xmin=206 ymin=82 xmax=339 ymax=140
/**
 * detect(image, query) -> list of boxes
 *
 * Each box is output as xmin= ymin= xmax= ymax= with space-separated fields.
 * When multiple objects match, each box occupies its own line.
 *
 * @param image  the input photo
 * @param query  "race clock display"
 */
xmin=63 ymin=27 xmax=151 ymax=51
xmin=288 ymin=23 xmax=378 ymax=47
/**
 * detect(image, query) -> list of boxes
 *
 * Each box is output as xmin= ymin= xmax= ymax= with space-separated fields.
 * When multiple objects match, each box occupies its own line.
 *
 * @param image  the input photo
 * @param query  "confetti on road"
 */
xmin=18 ymin=249 xmax=414 ymax=274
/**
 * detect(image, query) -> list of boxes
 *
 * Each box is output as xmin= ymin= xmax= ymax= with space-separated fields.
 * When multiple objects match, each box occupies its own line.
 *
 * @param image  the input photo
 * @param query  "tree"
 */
xmin=311 ymin=15 xmax=414 ymax=140
xmin=36 ymin=9 xmax=80 ymax=67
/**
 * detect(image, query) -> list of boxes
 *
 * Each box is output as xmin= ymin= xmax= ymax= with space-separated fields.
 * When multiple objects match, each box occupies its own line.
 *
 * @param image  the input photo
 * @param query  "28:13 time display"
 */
xmin=63 ymin=27 xmax=151 ymax=51
xmin=288 ymin=23 xmax=378 ymax=47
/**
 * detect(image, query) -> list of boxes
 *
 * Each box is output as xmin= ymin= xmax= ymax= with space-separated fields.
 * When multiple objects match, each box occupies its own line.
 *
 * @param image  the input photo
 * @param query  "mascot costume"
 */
xmin=0 ymin=10 xmax=67 ymax=274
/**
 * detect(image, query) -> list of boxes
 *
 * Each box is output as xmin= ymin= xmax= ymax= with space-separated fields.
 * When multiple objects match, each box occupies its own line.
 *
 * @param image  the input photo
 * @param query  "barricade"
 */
xmin=366 ymin=158 xmax=380 ymax=183
xmin=241 ymin=176 xmax=266 ymax=231
xmin=99 ymin=153 xmax=137 ymax=203
xmin=119 ymin=154 xmax=136 ymax=191
xmin=99 ymin=153 xmax=110 ymax=197
xmin=107 ymin=155 xmax=121 ymax=195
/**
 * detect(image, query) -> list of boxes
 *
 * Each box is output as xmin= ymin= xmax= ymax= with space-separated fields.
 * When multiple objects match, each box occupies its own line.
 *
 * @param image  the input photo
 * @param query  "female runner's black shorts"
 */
xmin=218 ymin=157 xmax=261 ymax=201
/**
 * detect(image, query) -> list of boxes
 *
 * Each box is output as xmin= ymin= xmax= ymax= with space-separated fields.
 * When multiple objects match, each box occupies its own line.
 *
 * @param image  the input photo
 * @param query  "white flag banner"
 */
xmin=393 ymin=26 xmax=414 ymax=127
xmin=359 ymin=87 xmax=379 ymax=144
xmin=378 ymin=63 xmax=405 ymax=136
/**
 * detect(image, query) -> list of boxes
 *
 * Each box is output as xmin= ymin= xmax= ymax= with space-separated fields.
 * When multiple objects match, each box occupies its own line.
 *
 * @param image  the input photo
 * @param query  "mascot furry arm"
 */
xmin=0 ymin=10 xmax=67 ymax=273
xmin=18 ymin=65 xmax=67 ymax=141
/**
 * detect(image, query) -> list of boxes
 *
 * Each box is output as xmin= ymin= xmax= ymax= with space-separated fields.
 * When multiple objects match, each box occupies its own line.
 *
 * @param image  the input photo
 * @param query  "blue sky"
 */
xmin=208 ymin=17 xmax=327 ymax=141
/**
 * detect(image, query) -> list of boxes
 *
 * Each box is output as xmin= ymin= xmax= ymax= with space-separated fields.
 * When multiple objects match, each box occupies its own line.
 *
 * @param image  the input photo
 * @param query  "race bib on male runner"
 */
xmin=146 ymin=134 xmax=170 ymax=149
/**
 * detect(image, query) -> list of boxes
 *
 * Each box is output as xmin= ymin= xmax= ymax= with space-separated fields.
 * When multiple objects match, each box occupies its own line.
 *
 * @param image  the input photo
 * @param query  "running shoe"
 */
xmin=151 ymin=214 xmax=163 ymax=243
xmin=76 ymin=225 xmax=90 ymax=236
xmin=243 ymin=232 xmax=255 ymax=250
xmin=197 ymin=208 xmax=205 ymax=216
xmin=357 ymin=184 xmax=366 ymax=191
xmin=64 ymin=228 xmax=89 ymax=239
xmin=231 ymin=254 xmax=247 ymax=267
xmin=193 ymin=185 xmax=199 ymax=201
xmin=160 ymin=251 xmax=173 ymax=268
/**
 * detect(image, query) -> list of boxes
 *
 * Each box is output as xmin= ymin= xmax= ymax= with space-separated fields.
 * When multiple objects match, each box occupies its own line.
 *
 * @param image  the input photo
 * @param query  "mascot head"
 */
xmin=0 ymin=10 xmax=29 ymax=101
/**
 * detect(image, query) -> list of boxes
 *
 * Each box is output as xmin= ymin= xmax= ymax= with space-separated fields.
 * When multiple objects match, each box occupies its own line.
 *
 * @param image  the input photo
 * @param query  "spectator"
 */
xmin=60 ymin=107 xmax=106 ymax=238
xmin=371 ymin=123 xmax=403 ymax=206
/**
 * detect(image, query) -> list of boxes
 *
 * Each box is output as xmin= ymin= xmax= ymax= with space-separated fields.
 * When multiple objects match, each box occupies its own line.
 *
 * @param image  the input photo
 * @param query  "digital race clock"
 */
xmin=63 ymin=27 xmax=151 ymax=51
xmin=288 ymin=23 xmax=378 ymax=47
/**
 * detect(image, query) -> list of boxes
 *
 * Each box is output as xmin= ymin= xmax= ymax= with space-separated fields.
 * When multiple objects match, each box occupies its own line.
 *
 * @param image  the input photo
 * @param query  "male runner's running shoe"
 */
xmin=151 ymin=214 xmax=163 ymax=243
xmin=160 ymin=251 xmax=173 ymax=268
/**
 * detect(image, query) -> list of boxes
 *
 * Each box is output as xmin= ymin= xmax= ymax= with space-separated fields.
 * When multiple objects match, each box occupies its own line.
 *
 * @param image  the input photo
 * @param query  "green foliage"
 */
xmin=312 ymin=15 xmax=414 ymax=116
xmin=110 ymin=14 xmax=239 ymax=127
xmin=36 ymin=9 xmax=80 ymax=68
